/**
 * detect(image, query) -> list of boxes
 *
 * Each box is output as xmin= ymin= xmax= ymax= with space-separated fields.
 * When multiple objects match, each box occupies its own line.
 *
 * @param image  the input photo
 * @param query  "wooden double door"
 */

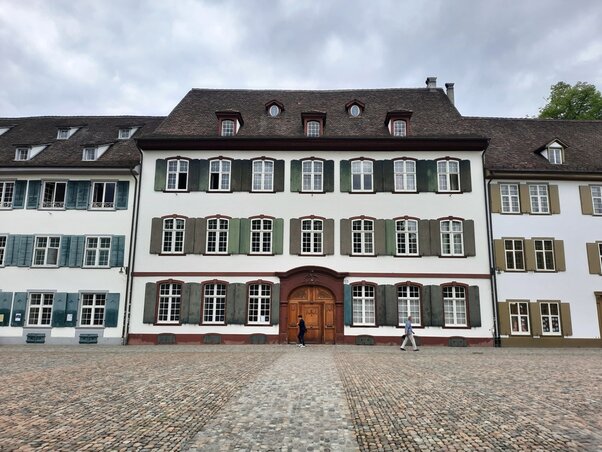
xmin=288 ymin=285 xmax=336 ymax=344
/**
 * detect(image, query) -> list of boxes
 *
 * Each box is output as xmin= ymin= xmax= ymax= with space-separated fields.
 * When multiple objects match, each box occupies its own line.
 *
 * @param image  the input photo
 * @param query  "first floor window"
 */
xmin=251 ymin=219 xmax=272 ymax=254
xmin=91 ymin=182 xmax=116 ymax=209
xmin=203 ymin=283 xmax=226 ymax=324
xmin=302 ymin=160 xmax=323 ymax=192
xmin=33 ymin=236 xmax=60 ymax=266
xmin=84 ymin=236 xmax=111 ymax=267
xmin=394 ymin=159 xmax=416 ymax=192
xmin=534 ymin=239 xmax=555 ymax=271
xmin=252 ymin=160 xmax=274 ymax=192
xmin=301 ymin=219 xmax=323 ymax=254
xmin=209 ymin=159 xmax=231 ymax=191
xmin=599 ymin=243 xmax=602 ymax=268
xmin=41 ymin=181 xmax=66 ymax=209
xmin=167 ymin=159 xmax=188 ymax=191
xmin=500 ymin=183 xmax=520 ymax=213
xmin=352 ymin=219 xmax=374 ymax=255
xmin=592 ymin=186 xmax=602 ymax=215
xmin=351 ymin=160 xmax=373 ymax=192
xmin=504 ymin=239 xmax=525 ymax=271
xmin=529 ymin=184 xmax=549 ymax=214
xmin=163 ymin=218 xmax=185 ymax=254
xmin=352 ymin=285 xmax=375 ymax=325
xmin=158 ymin=283 xmax=181 ymax=324
xmin=248 ymin=284 xmax=271 ymax=324
xmin=80 ymin=293 xmax=106 ymax=326
xmin=509 ymin=301 xmax=530 ymax=335
xmin=0 ymin=181 xmax=15 ymax=208
xmin=398 ymin=285 xmax=421 ymax=326
xmin=206 ymin=218 xmax=228 ymax=254
xmin=437 ymin=160 xmax=460 ymax=192
xmin=540 ymin=302 xmax=561 ymax=335
xmin=441 ymin=220 xmax=463 ymax=256
xmin=0 ymin=235 xmax=6 ymax=266
xmin=443 ymin=286 xmax=467 ymax=326
xmin=396 ymin=219 xmax=418 ymax=256
xmin=27 ymin=293 xmax=54 ymax=326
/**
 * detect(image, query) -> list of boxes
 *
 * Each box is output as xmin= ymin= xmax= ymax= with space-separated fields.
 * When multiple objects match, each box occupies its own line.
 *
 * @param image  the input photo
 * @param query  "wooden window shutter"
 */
xmin=51 ymin=293 xmax=67 ymax=327
xmin=554 ymin=240 xmax=566 ymax=271
xmin=241 ymin=160 xmax=253 ymax=192
xmin=75 ymin=181 xmax=90 ymax=210
xmin=198 ymin=159 xmax=209 ymax=191
xmin=194 ymin=218 xmax=207 ymax=254
xmin=343 ymin=284 xmax=352 ymax=326
xmin=290 ymin=160 xmax=301 ymax=192
xmin=489 ymin=184 xmax=501 ymax=213
xmin=531 ymin=302 xmax=542 ymax=336
xmin=149 ymin=218 xmax=163 ymax=254
xmin=16 ymin=235 xmax=34 ymax=267
xmin=463 ymin=220 xmax=476 ymax=256
xmin=115 ymin=181 xmax=129 ymax=209
xmin=225 ymin=284 xmax=239 ymax=325
xmin=429 ymin=285 xmax=443 ymax=326
xmin=549 ymin=185 xmax=561 ymax=214
xmin=416 ymin=160 xmax=437 ymax=193
xmin=188 ymin=159 xmax=200 ymax=191
xmin=4 ymin=236 xmax=15 ymax=266
xmin=497 ymin=301 xmax=510 ymax=336
xmin=143 ymin=283 xmax=157 ymax=323
xmin=65 ymin=181 xmax=78 ymax=209
xmin=519 ymin=185 xmax=531 ymax=213
xmin=65 ymin=293 xmax=78 ymax=327
xmin=382 ymin=160 xmax=394 ymax=192
xmin=384 ymin=285 xmax=398 ymax=326
xmin=58 ymin=236 xmax=71 ymax=267
xmin=468 ymin=286 xmax=481 ymax=327
xmin=418 ymin=219 xmax=431 ymax=256
xmin=110 ymin=236 xmax=125 ymax=267
xmin=429 ymin=219 xmax=441 ymax=256
xmin=0 ymin=292 xmax=13 ymax=326
xmin=560 ymin=303 xmax=572 ymax=337
xmin=586 ymin=243 xmax=602 ymax=274
xmin=524 ymin=239 xmax=536 ymax=271
xmin=324 ymin=160 xmax=335 ymax=192
xmin=228 ymin=219 xmax=240 ymax=254
xmin=459 ymin=160 xmax=472 ymax=192
xmin=273 ymin=218 xmax=284 ymax=255
xmin=26 ymin=180 xmax=41 ymax=209
xmin=374 ymin=219 xmax=386 ymax=256
xmin=154 ymin=159 xmax=167 ymax=191
xmin=579 ymin=186 xmax=594 ymax=215
xmin=324 ymin=219 xmax=335 ymax=255
xmin=289 ymin=219 xmax=301 ymax=255
xmin=105 ymin=293 xmax=120 ymax=327
xmin=373 ymin=160 xmax=384 ymax=192
xmin=421 ymin=286 xmax=432 ymax=326
xmin=233 ymin=283 xmax=247 ymax=324
xmin=384 ymin=220 xmax=396 ymax=256
xmin=339 ymin=160 xmax=351 ymax=192
xmin=184 ymin=219 xmax=196 ymax=254
xmin=12 ymin=180 xmax=27 ymax=209
xmin=230 ymin=159 xmax=243 ymax=192
xmin=274 ymin=160 xmax=285 ymax=192
xmin=271 ymin=284 xmax=280 ymax=325
xmin=239 ymin=219 xmax=251 ymax=254
xmin=494 ymin=239 xmax=506 ymax=271
xmin=373 ymin=285 xmax=384 ymax=326
xmin=181 ymin=283 xmax=202 ymax=324
xmin=11 ymin=292 xmax=27 ymax=326
xmin=340 ymin=219 xmax=351 ymax=255
xmin=67 ymin=236 xmax=85 ymax=268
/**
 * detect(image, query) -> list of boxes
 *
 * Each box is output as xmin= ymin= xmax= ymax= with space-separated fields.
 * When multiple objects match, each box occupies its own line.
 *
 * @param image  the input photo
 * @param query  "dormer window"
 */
xmin=265 ymin=100 xmax=284 ymax=118
xmin=302 ymin=112 xmax=326 ymax=137
xmin=216 ymin=111 xmax=243 ymax=137
xmin=307 ymin=121 xmax=321 ymax=137
xmin=0 ymin=126 xmax=13 ymax=136
xmin=345 ymin=99 xmax=365 ymax=118
xmin=56 ymin=127 xmax=78 ymax=140
xmin=119 ymin=128 xmax=132 ymax=139
xmin=15 ymin=147 xmax=30 ymax=161
xmin=83 ymin=147 xmax=97 ymax=161
xmin=349 ymin=105 xmax=361 ymax=117
xmin=392 ymin=120 xmax=406 ymax=137
xmin=385 ymin=110 xmax=413 ymax=137
xmin=541 ymin=140 xmax=566 ymax=165
xmin=269 ymin=105 xmax=281 ymax=117
xmin=221 ymin=120 xmax=235 ymax=136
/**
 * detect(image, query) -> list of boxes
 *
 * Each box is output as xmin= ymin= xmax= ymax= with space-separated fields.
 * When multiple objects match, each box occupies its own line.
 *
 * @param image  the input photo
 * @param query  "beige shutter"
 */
xmin=519 ymin=185 xmax=531 ymax=213
xmin=531 ymin=302 xmax=542 ymax=336
xmin=560 ymin=303 xmax=572 ymax=337
xmin=494 ymin=239 xmax=506 ymax=271
xmin=554 ymin=240 xmax=566 ymax=271
xmin=586 ymin=243 xmax=602 ymax=274
xmin=490 ymin=184 xmax=501 ymax=213
xmin=524 ymin=239 xmax=536 ymax=271
xmin=549 ymin=185 xmax=561 ymax=214
xmin=498 ymin=301 xmax=510 ymax=335
xmin=579 ymin=186 xmax=594 ymax=215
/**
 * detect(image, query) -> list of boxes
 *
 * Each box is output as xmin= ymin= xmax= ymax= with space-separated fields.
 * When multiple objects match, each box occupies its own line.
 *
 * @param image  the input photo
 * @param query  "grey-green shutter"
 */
xmin=384 ymin=285 xmax=398 ymax=326
xmin=429 ymin=220 xmax=441 ymax=256
xmin=239 ymin=219 xmax=251 ymax=254
xmin=194 ymin=218 xmax=207 ymax=254
xmin=13 ymin=181 xmax=27 ymax=208
xmin=184 ymin=219 xmax=195 ymax=254
xmin=187 ymin=283 xmax=202 ymax=324
xmin=59 ymin=236 xmax=71 ymax=267
xmin=154 ymin=159 xmax=167 ymax=191
xmin=468 ymin=286 xmax=481 ymax=327
xmin=68 ymin=236 xmax=85 ymax=268
xmin=198 ymin=159 xmax=209 ymax=191
xmin=75 ymin=181 xmax=90 ymax=210
xmin=231 ymin=159 xmax=244 ymax=192
xmin=417 ymin=160 xmax=437 ymax=192
xmin=274 ymin=160 xmax=285 ymax=192
xmin=110 ymin=236 xmax=125 ymax=267
xmin=115 ymin=181 xmax=129 ymax=209
xmin=460 ymin=160 xmax=472 ymax=192
xmin=143 ymin=283 xmax=157 ymax=323
xmin=271 ymin=284 xmax=280 ymax=325
xmin=150 ymin=218 xmax=163 ymax=254
xmin=376 ymin=285 xmax=386 ymax=326
xmin=228 ymin=218 xmax=240 ymax=254
xmin=273 ymin=218 xmax=284 ymax=255
xmin=4 ymin=236 xmax=15 ymax=266
xmin=343 ymin=284 xmax=352 ymax=326
xmin=382 ymin=160 xmax=394 ymax=192
xmin=418 ymin=219 xmax=431 ymax=256
xmin=226 ymin=284 xmax=237 ymax=324
xmin=375 ymin=219 xmax=386 ymax=256
xmin=290 ymin=219 xmax=301 ymax=255
xmin=385 ymin=220 xmax=396 ymax=256
xmin=290 ymin=160 xmax=301 ymax=192
xmin=188 ymin=159 xmax=200 ymax=191
xmin=27 ymin=180 xmax=41 ymax=209
xmin=180 ymin=283 xmax=191 ymax=324
xmin=66 ymin=181 xmax=78 ymax=209
xmin=373 ymin=160 xmax=384 ymax=192
xmin=340 ymin=160 xmax=351 ymax=192
xmin=324 ymin=160 xmax=335 ymax=192
xmin=16 ymin=235 xmax=34 ymax=267
xmin=464 ymin=220 xmax=476 ymax=256
xmin=11 ymin=292 xmax=27 ymax=326
xmin=105 ymin=293 xmax=120 ymax=327
xmin=65 ymin=293 xmax=78 ymax=327
xmin=228 ymin=283 xmax=246 ymax=325
xmin=51 ymin=292 xmax=67 ymax=327
xmin=324 ymin=219 xmax=335 ymax=255
xmin=340 ymin=219 xmax=351 ymax=256
xmin=0 ymin=292 xmax=12 ymax=326
xmin=422 ymin=286 xmax=432 ymax=326
xmin=430 ymin=285 xmax=443 ymax=326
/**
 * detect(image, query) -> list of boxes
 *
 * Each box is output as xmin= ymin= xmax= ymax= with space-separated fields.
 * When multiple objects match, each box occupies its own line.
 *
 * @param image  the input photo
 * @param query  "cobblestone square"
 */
xmin=0 ymin=345 xmax=600 ymax=451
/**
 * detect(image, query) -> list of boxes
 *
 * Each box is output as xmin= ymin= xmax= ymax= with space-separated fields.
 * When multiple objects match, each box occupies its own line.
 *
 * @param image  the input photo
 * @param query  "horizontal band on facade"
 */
xmin=132 ymin=271 xmax=491 ymax=279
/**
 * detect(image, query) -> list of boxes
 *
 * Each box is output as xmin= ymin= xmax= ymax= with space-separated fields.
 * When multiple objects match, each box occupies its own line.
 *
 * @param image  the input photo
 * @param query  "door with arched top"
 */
xmin=287 ymin=286 xmax=336 ymax=344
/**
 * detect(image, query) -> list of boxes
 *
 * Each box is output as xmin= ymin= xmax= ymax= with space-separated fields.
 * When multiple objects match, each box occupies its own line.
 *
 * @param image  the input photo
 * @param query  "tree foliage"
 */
xmin=538 ymin=81 xmax=602 ymax=120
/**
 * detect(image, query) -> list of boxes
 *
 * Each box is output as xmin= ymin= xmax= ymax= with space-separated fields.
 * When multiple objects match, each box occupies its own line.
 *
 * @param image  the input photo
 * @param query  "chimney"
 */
xmin=445 ymin=82 xmax=455 ymax=105
xmin=425 ymin=76 xmax=437 ymax=89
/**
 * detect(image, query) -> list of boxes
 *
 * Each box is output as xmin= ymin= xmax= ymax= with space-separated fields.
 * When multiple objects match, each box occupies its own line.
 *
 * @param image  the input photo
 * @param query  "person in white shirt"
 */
xmin=400 ymin=315 xmax=419 ymax=351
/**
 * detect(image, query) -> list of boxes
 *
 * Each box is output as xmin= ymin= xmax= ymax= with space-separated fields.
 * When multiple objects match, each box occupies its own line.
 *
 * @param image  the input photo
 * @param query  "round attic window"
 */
xmin=349 ymin=104 xmax=361 ymax=117
xmin=269 ymin=105 xmax=281 ymax=117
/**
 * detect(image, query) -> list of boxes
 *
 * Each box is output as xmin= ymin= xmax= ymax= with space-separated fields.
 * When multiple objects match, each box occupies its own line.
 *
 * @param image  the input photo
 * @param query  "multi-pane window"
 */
xmin=301 ymin=219 xmax=323 ymax=255
xmin=251 ymin=219 xmax=273 ymax=254
xmin=540 ymin=302 xmax=561 ymax=335
xmin=392 ymin=120 xmax=406 ymax=137
xmin=500 ymin=183 xmax=520 ymax=213
xmin=221 ymin=119 xmax=235 ymax=136
xmin=41 ymin=181 xmax=67 ymax=209
xmin=33 ymin=236 xmax=60 ymax=266
xmin=84 ymin=237 xmax=111 ymax=267
xmin=352 ymin=219 xmax=374 ymax=255
xmin=209 ymin=159 xmax=231 ymax=191
xmin=393 ymin=160 xmax=416 ymax=192
xmin=440 ymin=220 xmax=463 ymax=256
xmin=162 ymin=218 xmax=185 ymax=254
xmin=248 ymin=284 xmax=271 ymax=324
xmin=529 ymin=184 xmax=550 ymax=214
xmin=80 ymin=293 xmax=106 ymax=326
xmin=599 ymin=243 xmax=602 ymax=269
xmin=252 ymin=160 xmax=274 ymax=192
xmin=166 ymin=159 xmax=189 ymax=191
xmin=504 ymin=239 xmax=525 ymax=271
xmin=547 ymin=146 xmax=563 ymax=164
xmin=119 ymin=128 xmax=132 ymax=139
xmin=206 ymin=218 xmax=229 ymax=254
xmin=57 ymin=128 xmax=70 ymax=139
xmin=0 ymin=181 xmax=15 ymax=208
xmin=443 ymin=286 xmax=467 ymax=326
xmin=203 ymin=283 xmax=226 ymax=324
xmin=534 ymin=239 xmax=555 ymax=271
xmin=351 ymin=160 xmax=373 ymax=192
xmin=352 ymin=285 xmax=375 ymax=326
xmin=16 ymin=148 xmax=29 ymax=161
xmin=83 ymin=148 xmax=97 ymax=161
xmin=302 ymin=160 xmax=323 ymax=192
xmin=27 ymin=293 xmax=54 ymax=326
xmin=395 ymin=219 xmax=418 ymax=256
xmin=397 ymin=285 xmax=421 ymax=326
xmin=90 ymin=182 xmax=116 ymax=209
xmin=591 ymin=186 xmax=602 ymax=215
xmin=509 ymin=301 xmax=530 ymax=335
xmin=0 ymin=235 xmax=6 ymax=266
xmin=437 ymin=160 xmax=460 ymax=192
xmin=157 ymin=283 xmax=181 ymax=324
xmin=306 ymin=120 xmax=321 ymax=137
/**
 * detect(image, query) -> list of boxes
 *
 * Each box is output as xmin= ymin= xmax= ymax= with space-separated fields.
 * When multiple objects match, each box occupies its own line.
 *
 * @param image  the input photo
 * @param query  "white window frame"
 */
xmin=443 ymin=286 xmax=467 ymax=327
xmin=0 ymin=181 xmax=15 ymax=209
xmin=534 ymin=239 xmax=555 ymax=271
xmin=250 ymin=218 xmax=273 ymax=255
xmin=203 ymin=283 xmax=226 ymax=324
xmin=392 ymin=120 xmax=406 ymax=137
xmin=90 ymin=181 xmax=116 ymax=209
xmin=598 ymin=243 xmax=602 ymax=270
xmin=247 ymin=283 xmax=271 ymax=325
xmin=306 ymin=120 xmax=321 ymax=137
xmin=157 ymin=283 xmax=181 ymax=324
xmin=206 ymin=218 xmax=229 ymax=254
xmin=166 ymin=159 xmax=189 ymax=191
xmin=15 ymin=148 xmax=30 ymax=161
xmin=118 ymin=128 xmax=132 ymax=139
xmin=162 ymin=218 xmax=185 ymax=254
xmin=27 ymin=293 xmax=54 ymax=326
xmin=540 ymin=301 xmax=561 ymax=336
xmin=509 ymin=301 xmax=530 ymax=335
xmin=0 ymin=235 xmax=6 ymax=266
xmin=437 ymin=160 xmax=460 ymax=192
xmin=352 ymin=219 xmax=374 ymax=256
xmin=84 ymin=236 xmax=112 ymax=268
xmin=33 ymin=236 xmax=61 ymax=267
xmin=351 ymin=160 xmax=373 ymax=192
xmin=504 ymin=239 xmax=525 ymax=271
xmin=82 ymin=147 xmax=97 ymax=161
xmin=397 ymin=285 xmax=421 ymax=326
xmin=500 ymin=183 xmax=520 ymax=213
xmin=221 ymin=119 xmax=236 ymax=136
xmin=301 ymin=218 xmax=323 ymax=255
xmin=352 ymin=285 xmax=376 ymax=326
xmin=268 ymin=105 xmax=280 ymax=117
xmin=591 ymin=186 xmax=602 ymax=215
xmin=529 ymin=184 xmax=550 ymax=214
xmin=440 ymin=220 xmax=464 ymax=256
xmin=393 ymin=160 xmax=416 ymax=192
xmin=209 ymin=159 xmax=231 ymax=191
xmin=252 ymin=160 xmax=274 ymax=192
xmin=41 ymin=181 xmax=67 ymax=209
xmin=79 ymin=293 xmax=106 ymax=327
xmin=349 ymin=104 xmax=361 ymax=117
xmin=547 ymin=146 xmax=563 ymax=164
xmin=302 ymin=160 xmax=324 ymax=192
xmin=395 ymin=219 xmax=418 ymax=256
xmin=57 ymin=128 xmax=70 ymax=140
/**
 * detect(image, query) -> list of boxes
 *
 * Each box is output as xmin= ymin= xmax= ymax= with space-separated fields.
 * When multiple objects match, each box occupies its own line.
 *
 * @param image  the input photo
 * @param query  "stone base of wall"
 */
xmin=501 ymin=337 xmax=602 ymax=347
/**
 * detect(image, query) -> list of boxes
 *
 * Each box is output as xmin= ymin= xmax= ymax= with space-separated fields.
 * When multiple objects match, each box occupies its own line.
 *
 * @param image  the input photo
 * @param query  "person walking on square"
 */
xmin=297 ymin=315 xmax=307 ymax=347
xmin=400 ymin=315 xmax=419 ymax=351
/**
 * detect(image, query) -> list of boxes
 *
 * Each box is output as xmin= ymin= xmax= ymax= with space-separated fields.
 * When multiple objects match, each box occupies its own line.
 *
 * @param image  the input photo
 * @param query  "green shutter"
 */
xmin=271 ymin=283 xmax=280 ymax=325
xmin=464 ymin=220 xmax=476 ymax=257
xmin=324 ymin=160 xmax=335 ymax=192
xmin=0 ymin=292 xmax=13 ymax=326
xmin=324 ymin=219 xmax=335 ymax=255
xmin=68 ymin=236 xmax=85 ymax=268
xmin=230 ymin=283 xmax=247 ymax=324
xmin=194 ymin=218 xmax=207 ymax=254
xmin=198 ymin=159 xmax=209 ymax=191
xmin=65 ymin=293 xmax=79 ymax=327
xmin=26 ymin=180 xmax=41 ymax=209
xmin=460 ymin=160 xmax=472 ymax=192
xmin=422 ymin=286 xmax=432 ymax=326
xmin=75 ymin=181 xmax=90 ymax=209
xmin=273 ymin=218 xmax=284 ymax=254
xmin=382 ymin=160 xmax=394 ymax=192
xmin=115 ymin=181 xmax=129 ymax=209
xmin=384 ymin=285 xmax=397 ymax=326
xmin=154 ymin=159 xmax=167 ymax=191
xmin=110 ymin=236 xmax=125 ymax=267
xmin=290 ymin=219 xmax=301 ymax=255
xmin=343 ymin=284 xmax=352 ymax=326
xmin=290 ymin=160 xmax=301 ymax=192
xmin=5 ymin=236 xmax=15 ymax=266
xmin=188 ymin=159 xmax=200 ymax=191
xmin=274 ymin=160 xmax=285 ymax=192
xmin=66 ymin=181 xmax=78 ymax=209
xmin=11 ymin=292 xmax=27 ymax=326
xmin=187 ymin=283 xmax=202 ymax=324
xmin=231 ymin=160 xmax=244 ymax=192
xmin=150 ymin=218 xmax=163 ymax=254
xmin=429 ymin=220 xmax=441 ymax=256
xmin=373 ymin=160 xmax=384 ymax=192
xmin=418 ymin=220 xmax=431 ymax=256
xmin=143 ymin=283 xmax=157 ymax=324
xmin=16 ymin=235 xmax=34 ymax=267
xmin=375 ymin=219 xmax=386 ymax=256
xmin=385 ymin=219 xmax=396 ymax=255
xmin=59 ymin=236 xmax=71 ymax=267
xmin=180 ymin=284 xmax=191 ymax=324
xmin=105 ymin=293 xmax=120 ymax=327
xmin=226 ymin=283 xmax=238 ymax=324
xmin=468 ymin=286 xmax=481 ymax=327
xmin=340 ymin=219 xmax=351 ymax=256
xmin=184 ymin=219 xmax=196 ymax=254
xmin=340 ymin=160 xmax=351 ymax=192
xmin=376 ymin=285 xmax=386 ymax=326
xmin=239 ymin=219 xmax=251 ymax=254
xmin=51 ymin=293 xmax=67 ymax=327
xmin=227 ymin=218 xmax=240 ymax=254
xmin=416 ymin=160 xmax=437 ymax=192
xmin=430 ymin=285 xmax=443 ymax=326
xmin=13 ymin=181 xmax=27 ymax=209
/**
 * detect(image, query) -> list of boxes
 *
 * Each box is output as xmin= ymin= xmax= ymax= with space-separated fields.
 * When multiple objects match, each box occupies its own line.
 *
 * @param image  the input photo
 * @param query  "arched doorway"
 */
xmin=287 ymin=286 xmax=336 ymax=344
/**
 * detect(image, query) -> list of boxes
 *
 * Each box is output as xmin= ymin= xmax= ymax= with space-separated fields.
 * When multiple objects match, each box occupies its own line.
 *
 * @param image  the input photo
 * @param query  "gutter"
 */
xmin=484 ymin=154 xmax=501 ymax=347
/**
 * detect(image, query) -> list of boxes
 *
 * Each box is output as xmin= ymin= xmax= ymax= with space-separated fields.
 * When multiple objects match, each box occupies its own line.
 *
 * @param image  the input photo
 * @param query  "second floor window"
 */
xmin=203 ymin=283 xmax=226 ymax=324
xmin=351 ymin=160 xmax=373 ymax=192
xmin=398 ymin=285 xmax=421 ymax=326
xmin=16 ymin=148 xmax=30 ymax=161
xmin=394 ymin=160 xmax=416 ymax=192
xmin=83 ymin=148 xmax=97 ymax=161
xmin=500 ymin=183 xmax=520 ymax=213
xmin=392 ymin=120 xmax=407 ymax=137
xmin=252 ymin=160 xmax=274 ymax=192
xmin=221 ymin=119 xmax=235 ymax=136
xmin=534 ymin=239 xmax=555 ymax=271
xmin=301 ymin=219 xmax=323 ymax=255
xmin=396 ymin=219 xmax=418 ymax=256
xmin=504 ymin=239 xmax=525 ymax=271
xmin=352 ymin=285 xmax=375 ymax=326
xmin=352 ymin=219 xmax=374 ymax=255
xmin=84 ymin=236 xmax=111 ymax=267
xmin=529 ymin=184 xmax=549 ymax=214
xmin=162 ymin=218 xmax=185 ymax=254
xmin=91 ymin=182 xmax=116 ymax=209
xmin=248 ymin=284 xmax=271 ymax=324
xmin=27 ymin=293 xmax=54 ymax=326
xmin=440 ymin=220 xmax=463 ymax=256
xmin=0 ymin=181 xmax=15 ymax=208
xmin=251 ymin=219 xmax=272 ymax=254
xmin=158 ymin=283 xmax=181 ymax=324
xmin=206 ymin=218 xmax=229 ymax=254
xmin=540 ymin=302 xmax=561 ymax=335
xmin=509 ymin=301 xmax=530 ymax=335
xmin=443 ymin=286 xmax=467 ymax=326
xmin=80 ymin=293 xmax=106 ymax=326
xmin=437 ymin=160 xmax=460 ymax=192
xmin=306 ymin=120 xmax=321 ymax=137
xmin=302 ymin=160 xmax=323 ymax=192
xmin=42 ymin=181 xmax=66 ymax=209
xmin=0 ymin=235 xmax=6 ymax=266
xmin=33 ymin=236 xmax=60 ymax=266
xmin=166 ymin=159 xmax=188 ymax=191
xmin=591 ymin=186 xmax=602 ymax=215
xmin=210 ymin=159 xmax=231 ymax=191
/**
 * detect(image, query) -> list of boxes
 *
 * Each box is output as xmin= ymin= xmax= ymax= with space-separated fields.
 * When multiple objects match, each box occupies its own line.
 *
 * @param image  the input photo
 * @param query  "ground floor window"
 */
xmin=509 ymin=301 xmax=530 ymax=335
xmin=203 ymin=283 xmax=226 ymax=324
xmin=397 ymin=285 xmax=421 ymax=326
xmin=443 ymin=286 xmax=467 ymax=326
xmin=27 ymin=293 xmax=54 ymax=326
xmin=540 ymin=301 xmax=561 ymax=335
xmin=80 ymin=293 xmax=106 ymax=326
xmin=158 ymin=283 xmax=181 ymax=324
xmin=352 ymin=285 xmax=375 ymax=326
xmin=248 ymin=284 xmax=271 ymax=324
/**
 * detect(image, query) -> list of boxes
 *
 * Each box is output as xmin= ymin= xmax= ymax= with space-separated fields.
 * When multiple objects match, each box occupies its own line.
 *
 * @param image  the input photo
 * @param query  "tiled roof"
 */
xmin=0 ymin=116 xmax=164 ymax=168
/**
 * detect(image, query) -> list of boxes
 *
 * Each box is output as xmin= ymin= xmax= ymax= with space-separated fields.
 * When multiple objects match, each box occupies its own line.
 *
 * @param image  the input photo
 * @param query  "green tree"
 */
xmin=538 ymin=81 xmax=602 ymax=120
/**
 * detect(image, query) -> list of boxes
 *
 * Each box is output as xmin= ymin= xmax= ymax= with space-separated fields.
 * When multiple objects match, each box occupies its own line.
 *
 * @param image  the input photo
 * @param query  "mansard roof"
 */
xmin=0 ymin=116 xmax=164 ymax=168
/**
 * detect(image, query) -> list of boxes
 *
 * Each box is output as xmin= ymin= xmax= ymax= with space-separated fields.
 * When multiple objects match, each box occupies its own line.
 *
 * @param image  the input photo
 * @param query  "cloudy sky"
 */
xmin=1 ymin=0 xmax=601 ymax=119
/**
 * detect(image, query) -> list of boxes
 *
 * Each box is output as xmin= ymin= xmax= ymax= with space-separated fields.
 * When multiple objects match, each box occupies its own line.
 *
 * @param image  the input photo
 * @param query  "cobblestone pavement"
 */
xmin=0 ymin=345 xmax=601 ymax=452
